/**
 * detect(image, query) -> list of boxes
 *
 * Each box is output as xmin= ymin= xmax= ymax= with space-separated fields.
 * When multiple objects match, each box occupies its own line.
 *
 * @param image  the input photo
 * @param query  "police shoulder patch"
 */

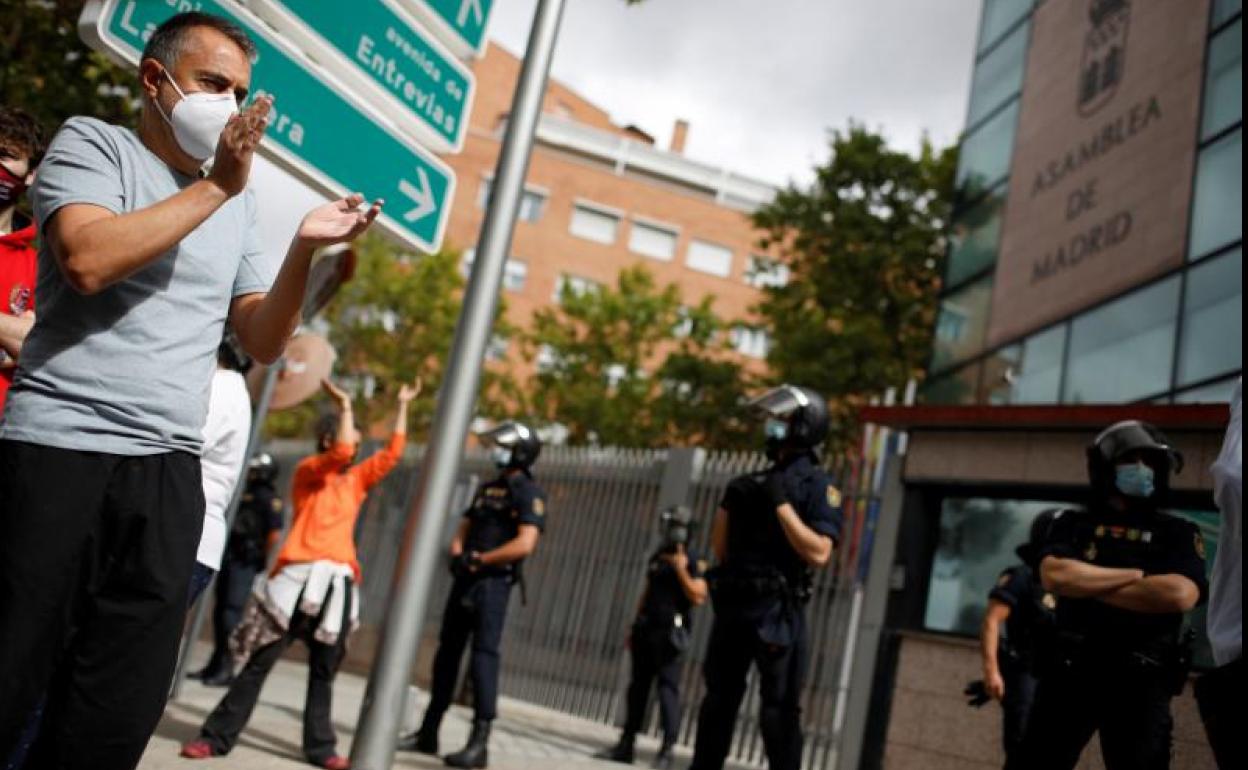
xmin=532 ymin=497 xmax=546 ymax=517
xmin=1195 ymin=532 xmax=1207 ymax=560
xmin=272 ymin=498 xmax=283 ymax=511
xmin=997 ymin=573 xmax=1012 ymax=588
xmin=696 ymin=559 xmax=709 ymax=573
xmin=826 ymin=485 xmax=842 ymax=508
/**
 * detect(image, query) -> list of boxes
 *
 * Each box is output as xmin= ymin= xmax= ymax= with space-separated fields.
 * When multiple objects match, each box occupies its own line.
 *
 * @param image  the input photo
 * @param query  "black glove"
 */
xmin=449 ymin=553 xmax=468 ymax=577
xmin=763 ymin=471 xmax=789 ymax=509
xmin=963 ymin=679 xmax=990 ymax=708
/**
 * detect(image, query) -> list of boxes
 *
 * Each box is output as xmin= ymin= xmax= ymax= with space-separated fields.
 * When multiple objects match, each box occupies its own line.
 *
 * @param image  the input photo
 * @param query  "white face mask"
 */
xmin=156 ymin=69 xmax=238 ymax=162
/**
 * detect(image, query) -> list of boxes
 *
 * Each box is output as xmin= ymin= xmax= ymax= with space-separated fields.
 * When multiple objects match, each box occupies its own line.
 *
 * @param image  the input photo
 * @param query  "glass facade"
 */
xmin=945 ymin=185 xmax=1005 ymax=287
xmin=1179 ymin=249 xmax=1243 ymax=386
xmin=955 ymin=100 xmax=1020 ymax=201
xmin=1063 ymin=277 xmax=1180 ymax=404
xmin=1189 ymin=130 xmax=1243 ymax=260
xmin=977 ymin=0 xmax=1032 ymax=53
xmin=1203 ymin=20 xmax=1242 ymax=140
xmin=932 ymin=276 xmax=994 ymax=370
xmin=967 ymin=23 xmax=1030 ymax=128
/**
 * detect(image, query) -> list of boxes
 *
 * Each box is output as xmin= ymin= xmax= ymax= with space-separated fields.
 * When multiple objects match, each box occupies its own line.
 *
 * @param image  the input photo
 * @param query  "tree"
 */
xmin=266 ymin=233 xmax=517 ymax=440
xmin=523 ymin=264 xmax=754 ymax=449
xmin=752 ymin=123 xmax=957 ymax=448
xmin=3 ymin=1 xmax=139 ymax=132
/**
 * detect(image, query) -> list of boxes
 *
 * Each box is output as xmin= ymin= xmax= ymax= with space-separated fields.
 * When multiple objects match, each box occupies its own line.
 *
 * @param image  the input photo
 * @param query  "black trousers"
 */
xmin=422 ymin=575 xmax=512 ymax=726
xmin=1009 ymin=659 xmax=1174 ymax=770
xmin=203 ymin=558 xmax=261 ymax=676
xmin=690 ymin=610 xmax=808 ymax=770
xmin=0 ymin=440 xmax=203 ymax=770
xmin=999 ymin=656 xmax=1037 ymax=763
xmin=1195 ymin=656 xmax=1241 ymax=770
xmin=199 ymin=591 xmax=352 ymax=764
xmin=622 ymin=624 xmax=684 ymax=743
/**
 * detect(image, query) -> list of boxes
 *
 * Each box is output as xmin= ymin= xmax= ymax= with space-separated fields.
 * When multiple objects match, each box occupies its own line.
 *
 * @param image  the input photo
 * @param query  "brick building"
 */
xmin=437 ymin=44 xmax=782 ymax=376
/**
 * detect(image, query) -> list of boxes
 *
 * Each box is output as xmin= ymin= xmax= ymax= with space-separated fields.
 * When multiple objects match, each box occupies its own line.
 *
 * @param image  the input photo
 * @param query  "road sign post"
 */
xmin=79 ymin=0 xmax=456 ymax=254
xmin=348 ymin=0 xmax=566 ymax=767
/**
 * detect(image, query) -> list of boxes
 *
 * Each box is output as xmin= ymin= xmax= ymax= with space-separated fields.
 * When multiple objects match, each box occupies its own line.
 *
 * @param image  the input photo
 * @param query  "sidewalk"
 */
xmin=139 ymin=644 xmax=752 ymax=770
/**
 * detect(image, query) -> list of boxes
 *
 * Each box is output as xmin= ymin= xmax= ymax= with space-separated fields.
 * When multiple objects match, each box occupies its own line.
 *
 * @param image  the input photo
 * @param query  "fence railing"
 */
xmin=265 ymin=426 xmax=902 ymax=770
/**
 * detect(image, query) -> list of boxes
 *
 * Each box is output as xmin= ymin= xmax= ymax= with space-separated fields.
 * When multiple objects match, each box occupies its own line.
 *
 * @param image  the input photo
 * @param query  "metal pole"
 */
xmin=349 ymin=1 xmax=567 ymax=766
xmin=170 ymin=359 xmax=282 ymax=700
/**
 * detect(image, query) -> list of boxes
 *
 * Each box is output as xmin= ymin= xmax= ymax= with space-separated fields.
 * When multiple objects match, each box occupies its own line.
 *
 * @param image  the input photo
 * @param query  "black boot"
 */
xmin=444 ymin=719 xmax=491 ymax=768
xmin=201 ymin=662 xmax=234 ymax=687
xmin=594 ymin=732 xmax=635 ymax=764
xmin=650 ymin=740 xmax=675 ymax=769
xmin=398 ymin=712 xmax=441 ymax=754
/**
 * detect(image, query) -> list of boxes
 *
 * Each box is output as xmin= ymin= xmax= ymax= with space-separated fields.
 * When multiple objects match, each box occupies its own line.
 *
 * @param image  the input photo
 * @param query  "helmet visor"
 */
xmin=748 ymin=385 xmax=810 ymax=419
xmin=476 ymin=421 xmax=533 ymax=449
xmin=1094 ymin=420 xmax=1184 ymax=473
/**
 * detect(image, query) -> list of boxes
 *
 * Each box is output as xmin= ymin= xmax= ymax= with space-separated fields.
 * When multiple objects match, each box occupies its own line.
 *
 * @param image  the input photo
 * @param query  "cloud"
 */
xmin=487 ymin=0 xmax=980 ymax=187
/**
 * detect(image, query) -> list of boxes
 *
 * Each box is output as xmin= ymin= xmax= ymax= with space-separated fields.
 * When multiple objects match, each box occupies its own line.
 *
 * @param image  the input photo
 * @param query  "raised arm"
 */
xmin=48 ymin=101 xmax=270 ymax=295
xmin=353 ymin=377 xmax=420 ymax=490
xmin=663 ymin=546 xmax=709 ymax=606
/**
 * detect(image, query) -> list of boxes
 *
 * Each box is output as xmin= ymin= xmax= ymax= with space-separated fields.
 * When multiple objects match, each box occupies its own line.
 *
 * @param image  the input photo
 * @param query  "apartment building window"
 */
xmin=553 ymin=274 xmax=601 ymax=303
xmin=628 ymin=219 xmax=679 ymax=261
xmin=477 ymin=178 xmax=547 ymax=223
xmin=569 ymin=202 xmax=621 ymax=244
xmin=686 ymin=239 xmax=734 ymax=278
xmin=1063 ymin=277 xmax=1180 ymax=403
xmin=461 ymin=249 xmax=528 ymax=292
xmin=730 ymin=326 xmax=770 ymax=359
xmin=485 ymin=335 xmax=510 ymax=362
xmin=746 ymin=255 xmax=790 ymax=288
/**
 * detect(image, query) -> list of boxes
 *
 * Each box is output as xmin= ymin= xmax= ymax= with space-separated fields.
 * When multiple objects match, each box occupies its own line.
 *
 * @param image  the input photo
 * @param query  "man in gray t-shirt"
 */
xmin=0 ymin=12 xmax=380 ymax=770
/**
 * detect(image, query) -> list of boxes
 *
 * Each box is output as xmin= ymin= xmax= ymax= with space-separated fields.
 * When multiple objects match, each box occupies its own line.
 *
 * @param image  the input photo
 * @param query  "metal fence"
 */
xmin=265 ymin=427 xmax=901 ymax=770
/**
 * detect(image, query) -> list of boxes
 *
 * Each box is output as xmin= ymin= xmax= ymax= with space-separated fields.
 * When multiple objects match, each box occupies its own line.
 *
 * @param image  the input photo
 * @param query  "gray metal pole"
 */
xmin=349 ymin=1 xmax=567 ymax=766
xmin=170 ymin=359 xmax=282 ymax=701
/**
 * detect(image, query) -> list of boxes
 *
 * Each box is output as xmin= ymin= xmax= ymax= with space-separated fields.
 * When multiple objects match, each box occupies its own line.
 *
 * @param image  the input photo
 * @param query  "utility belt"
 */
xmin=1037 ymin=627 xmax=1195 ymax=695
xmin=706 ymin=565 xmax=811 ymax=610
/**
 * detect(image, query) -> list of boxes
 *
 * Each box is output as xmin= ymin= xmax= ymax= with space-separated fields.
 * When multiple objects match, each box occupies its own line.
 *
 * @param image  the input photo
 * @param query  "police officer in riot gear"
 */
xmin=190 ymin=452 xmax=284 ymax=686
xmin=974 ymin=510 xmax=1058 ymax=764
xmin=1013 ymin=420 xmax=1208 ymax=770
xmin=688 ymin=385 xmax=842 ymax=770
xmin=597 ymin=505 xmax=708 ymax=768
xmin=399 ymin=421 xmax=547 ymax=768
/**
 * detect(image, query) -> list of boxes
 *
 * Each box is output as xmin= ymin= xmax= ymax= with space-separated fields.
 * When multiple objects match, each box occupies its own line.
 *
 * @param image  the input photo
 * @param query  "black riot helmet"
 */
xmin=247 ymin=452 xmax=280 ymax=484
xmin=659 ymin=504 xmax=694 ymax=550
xmin=1086 ymin=420 xmax=1184 ymax=501
xmin=478 ymin=420 xmax=542 ymax=470
xmin=749 ymin=384 xmax=830 ymax=454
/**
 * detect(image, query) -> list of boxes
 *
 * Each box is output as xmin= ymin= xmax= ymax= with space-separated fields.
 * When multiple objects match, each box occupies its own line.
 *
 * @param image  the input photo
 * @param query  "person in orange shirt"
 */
xmin=182 ymin=377 xmax=419 ymax=770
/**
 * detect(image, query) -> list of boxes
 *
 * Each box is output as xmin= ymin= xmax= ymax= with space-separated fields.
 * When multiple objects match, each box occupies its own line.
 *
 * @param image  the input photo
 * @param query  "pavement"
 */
xmin=138 ymin=643 xmax=747 ymax=770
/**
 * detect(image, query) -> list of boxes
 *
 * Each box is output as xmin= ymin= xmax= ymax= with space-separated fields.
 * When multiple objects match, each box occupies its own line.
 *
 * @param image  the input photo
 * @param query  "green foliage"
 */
xmin=266 ymin=233 xmax=516 ymax=440
xmin=2 ymin=0 xmax=140 ymax=133
xmin=752 ymin=123 xmax=957 ymax=447
xmin=523 ymin=265 xmax=754 ymax=449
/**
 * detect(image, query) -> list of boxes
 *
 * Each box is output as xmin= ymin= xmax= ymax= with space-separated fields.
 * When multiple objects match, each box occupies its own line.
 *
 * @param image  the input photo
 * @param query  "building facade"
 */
xmin=438 ymin=44 xmax=782 ymax=376
xmin=857 ymin=1 xmax=1240 ymax=767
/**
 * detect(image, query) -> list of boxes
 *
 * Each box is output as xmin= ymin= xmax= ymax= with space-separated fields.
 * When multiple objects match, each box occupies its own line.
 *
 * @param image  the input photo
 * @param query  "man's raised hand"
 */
xmin=207 ymin=95 xmax=272 ymax=198
xmin=321 ymin=378 xmax=352 ymax=410
xmin=297 ymin=194 xmax=383 ymax=249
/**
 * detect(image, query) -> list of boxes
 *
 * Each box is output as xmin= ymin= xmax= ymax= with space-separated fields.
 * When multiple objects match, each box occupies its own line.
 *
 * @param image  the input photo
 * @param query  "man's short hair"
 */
xmin=141 ymin=11 xmax=257 ymax=68
xmin=0 ymin=107 xmax=47 ymax=168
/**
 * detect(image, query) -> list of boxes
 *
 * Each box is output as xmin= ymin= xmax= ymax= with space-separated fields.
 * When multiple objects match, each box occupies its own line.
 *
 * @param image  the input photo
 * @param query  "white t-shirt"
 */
xmin=197 ymin=368 xmax=253 ymax=570
xmin=1208 ymin=379 xmax=1242 ymax=667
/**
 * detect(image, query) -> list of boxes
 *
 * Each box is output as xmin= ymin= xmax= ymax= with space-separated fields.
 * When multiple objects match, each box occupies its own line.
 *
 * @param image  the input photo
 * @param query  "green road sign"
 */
xmin=79 ymin=0 xmax=455 ymax=254
xmin=247 ymin=0 xmax=474 ymax=153
xmin=399 ymin=0 xmax=495 ymax=60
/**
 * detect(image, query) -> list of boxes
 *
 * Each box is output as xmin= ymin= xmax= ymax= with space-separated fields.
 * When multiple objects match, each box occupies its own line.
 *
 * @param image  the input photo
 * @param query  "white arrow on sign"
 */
xmin=458 ymin=0 xmax=483 ymax=26
xmin=398 ymin=168 xmax=436 ymax=223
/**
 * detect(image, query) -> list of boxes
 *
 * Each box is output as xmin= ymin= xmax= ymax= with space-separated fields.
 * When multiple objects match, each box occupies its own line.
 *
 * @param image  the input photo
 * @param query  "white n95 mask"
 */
xmin=157 ymin=70 xmax=238 ymax=162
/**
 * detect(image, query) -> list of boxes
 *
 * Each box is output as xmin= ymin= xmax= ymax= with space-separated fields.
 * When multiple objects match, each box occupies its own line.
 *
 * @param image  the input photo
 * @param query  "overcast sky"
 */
xmin=253 ymin=1 xmax=983 ymax=258
xmin=487 ymin=0 xmax=982 ymax=187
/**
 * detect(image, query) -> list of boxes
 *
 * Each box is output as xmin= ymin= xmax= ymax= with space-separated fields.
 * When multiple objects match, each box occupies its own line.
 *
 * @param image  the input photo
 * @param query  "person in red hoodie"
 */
xmin=181 ymin=376 xmax=419 ymax=770
xmin=0 ymin=106 xmax=45 ymax=413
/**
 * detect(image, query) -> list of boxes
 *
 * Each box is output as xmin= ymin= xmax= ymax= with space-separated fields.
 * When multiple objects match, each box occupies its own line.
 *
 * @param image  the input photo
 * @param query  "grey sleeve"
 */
xmin=31 ymin=118 xmax=126 ymax=229
xmin=232 ymin=188 xmax=279 ymax=298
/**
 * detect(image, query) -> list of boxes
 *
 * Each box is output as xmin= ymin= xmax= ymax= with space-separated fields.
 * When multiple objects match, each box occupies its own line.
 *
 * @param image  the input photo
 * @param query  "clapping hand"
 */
xmin=297 ymin=193 xmax=383 ymax=249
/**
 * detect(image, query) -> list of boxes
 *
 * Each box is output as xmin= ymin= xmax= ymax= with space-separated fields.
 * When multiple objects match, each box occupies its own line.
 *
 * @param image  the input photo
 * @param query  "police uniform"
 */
xmin=690 ymin=451 xmax=842 ymax=770
xmin=1013 ymin=506 xmax=1209 ymax=770
xmin=200 ymin=477 xmax=284 ymax=681
xmin=622 ymin=548 xmax=706 ymax=744
xmin=422 ymin=470 xmax=547 ymax=727
xmin=988 ymin=563 xmax=1054 ymax=761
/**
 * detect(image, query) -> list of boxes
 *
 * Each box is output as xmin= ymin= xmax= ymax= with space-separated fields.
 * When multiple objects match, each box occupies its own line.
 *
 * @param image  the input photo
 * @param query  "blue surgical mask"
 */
xmin=491 ymin=445 xmax=513 ymax=468
xmin=764 ymin=417 xmax=789 ymax=442
xmin=1115 ymin=462 xmax=1155 ymax=498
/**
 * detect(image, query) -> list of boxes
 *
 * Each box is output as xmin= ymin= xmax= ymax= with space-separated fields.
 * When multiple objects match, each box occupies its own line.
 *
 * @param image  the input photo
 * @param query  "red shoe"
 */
xmin=179 ymin=740 xmax=216 ymax=759
xmin=317 ymin=756 xmax=350 ymax=770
